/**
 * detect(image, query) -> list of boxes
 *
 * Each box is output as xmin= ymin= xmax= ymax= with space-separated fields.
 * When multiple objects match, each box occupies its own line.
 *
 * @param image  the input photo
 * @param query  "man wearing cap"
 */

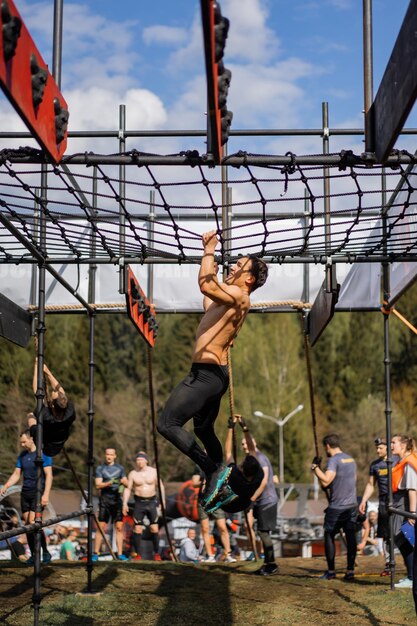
xmin=123 ymin=452 xmax=165 ymax=561
xmin=93 ymin=448 xmax=129 ymax=561
xmin=359 ymin=437 xmax=398 ymax=575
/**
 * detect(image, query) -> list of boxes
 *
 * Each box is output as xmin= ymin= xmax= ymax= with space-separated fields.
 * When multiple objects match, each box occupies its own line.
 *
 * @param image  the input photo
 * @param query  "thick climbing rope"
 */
xmin=146 ymin=346 xmax=178 ymax=562
xmin=300 ymin=310 xmax=319 ymax=458
xmin=226 ymin=346 xmax=259 ymax=561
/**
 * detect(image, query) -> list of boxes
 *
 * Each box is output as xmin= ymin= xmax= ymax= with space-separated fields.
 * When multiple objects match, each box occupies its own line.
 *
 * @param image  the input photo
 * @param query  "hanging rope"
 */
xmin=226 ymin=346 xmax=258 ymax=561
xmin=300 ymin=311 xmax=319 ymax=457
xmin=146 ymin=346 xmax=178 ymax=562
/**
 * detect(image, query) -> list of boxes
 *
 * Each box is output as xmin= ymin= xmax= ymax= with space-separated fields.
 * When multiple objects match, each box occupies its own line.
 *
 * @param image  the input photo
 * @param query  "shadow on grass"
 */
xmin=152 ymin=563 xmax=233 ymax=626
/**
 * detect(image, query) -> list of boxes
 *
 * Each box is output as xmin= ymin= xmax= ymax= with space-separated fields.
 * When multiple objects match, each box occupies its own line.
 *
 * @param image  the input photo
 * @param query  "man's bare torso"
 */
xmin=192 ymin=296 xmax=250 ymax=365
xmin=129 ymin=466 xmax=157 ymax=498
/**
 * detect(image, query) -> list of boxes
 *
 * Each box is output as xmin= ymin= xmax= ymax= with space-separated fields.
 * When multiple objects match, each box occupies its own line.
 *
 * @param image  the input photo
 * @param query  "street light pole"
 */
xmin=254 ymin=404 xmax=304 ymax=487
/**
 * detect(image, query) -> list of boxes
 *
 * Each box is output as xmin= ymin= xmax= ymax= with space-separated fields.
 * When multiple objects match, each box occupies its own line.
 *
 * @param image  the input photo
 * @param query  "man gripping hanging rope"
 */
xmin=157 ymin=230 xmax=268 ymax=509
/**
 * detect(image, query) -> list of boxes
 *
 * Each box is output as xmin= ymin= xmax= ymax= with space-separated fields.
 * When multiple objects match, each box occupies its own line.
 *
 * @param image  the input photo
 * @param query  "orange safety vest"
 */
xmin=391 ymin=453 xmax=417 ymax=493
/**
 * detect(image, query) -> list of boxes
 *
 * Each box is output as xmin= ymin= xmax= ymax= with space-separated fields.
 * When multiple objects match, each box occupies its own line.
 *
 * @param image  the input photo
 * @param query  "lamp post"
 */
xmin=254 ymin=405 xmax=304 ymax=488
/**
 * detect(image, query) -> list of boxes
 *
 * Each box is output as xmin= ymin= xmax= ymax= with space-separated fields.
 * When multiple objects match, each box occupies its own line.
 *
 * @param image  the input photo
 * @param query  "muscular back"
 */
xmin=192 ymin=296 xmax=250 ymax=365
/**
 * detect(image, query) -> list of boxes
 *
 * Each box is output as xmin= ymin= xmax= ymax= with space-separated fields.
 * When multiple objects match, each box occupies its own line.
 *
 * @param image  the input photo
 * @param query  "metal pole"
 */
xmin=278 ymin=423 xmax=284 ymax=503
xmin=381 ymin=168 xmax=395 ymax=589
xmin=118 ymin=104 xmax=126 ymax=294
xmin=322 ymin=102 xmax=332 ymax=290
xmin=52 ymin=0 xmax=64 ymax=88
xmin=147 ymin=190 xmax=155 ymax=299
xmin=86 ymin=167 xmax=98 ymax=590
xmin=363 ymin=0 xmax=374 ymax=153
xmin=33 ymin=166 xmax=48 ymax=626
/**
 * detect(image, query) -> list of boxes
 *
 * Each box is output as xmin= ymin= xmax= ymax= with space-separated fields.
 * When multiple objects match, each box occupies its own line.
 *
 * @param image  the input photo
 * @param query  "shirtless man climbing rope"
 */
xmin=157 ymin=230 xmax=268 ymax=508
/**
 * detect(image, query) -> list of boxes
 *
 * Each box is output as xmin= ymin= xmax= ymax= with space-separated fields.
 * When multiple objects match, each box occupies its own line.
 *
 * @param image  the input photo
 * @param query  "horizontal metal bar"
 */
xmin=0 ymin=508 xmax=91 ymax=541
xmin=2 ymin=152 xmax=417 ymax=166
xmin=0 ymin=128 xmax=416 ymax=139
xmin=2 ymin=254 xmax=417 ymax=265
xmin=388 ymin=506 xmax=417 ymax=520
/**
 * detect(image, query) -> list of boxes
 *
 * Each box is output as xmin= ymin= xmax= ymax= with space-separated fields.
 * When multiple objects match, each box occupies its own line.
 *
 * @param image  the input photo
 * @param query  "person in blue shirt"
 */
xmin=311 ymin=433 xmax=357 ymax=581
xmin=0 ymin=429 xmax=53 ymax=565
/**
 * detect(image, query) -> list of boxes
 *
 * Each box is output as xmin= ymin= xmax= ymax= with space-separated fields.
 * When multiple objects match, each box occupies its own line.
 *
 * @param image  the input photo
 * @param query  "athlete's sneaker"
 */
xmin=205 ymin=483 xmax=238 ymax=514
xmin=395 ymin=577 xmax=413 ymax=589
xmin=201 ymin=464 xmax=232 ymax=507
xmin=117 ymin=554 xmax=129 ymax=561
xmin=343 ymin=571 xmax=355 ymax=582
xmin=224 ymin=553 xmax=237 ymax=563
xmin=380 ymin=567 xmax=391 ymax=577
xmin=203 ymin=555 xmax=216 ymax=563
xmin=133 ymin=554 xmax=142 ymax=561
xmin=253 ymin=563 xmax=279 ymax=576
xmin=25 ymin=556 xmax=34 ymax=566
xmin=42 ymin=551 xmax=52 ymax=565
xmin=91 ymin=554 xmax=99 ymax=562
xmin=153 ymin=553 xmax=162 ymax=561
xmin=319 ymin=570 xmax=336 ymax=580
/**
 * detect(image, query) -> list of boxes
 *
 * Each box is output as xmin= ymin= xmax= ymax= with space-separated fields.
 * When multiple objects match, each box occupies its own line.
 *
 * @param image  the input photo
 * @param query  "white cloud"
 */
xmin=66 ymin=86 xmax=167 ymax=132
xmin=222 ymin=0 xmax=279 ymax=63
xmin=143 ymin=25 xmax=188 ymax=46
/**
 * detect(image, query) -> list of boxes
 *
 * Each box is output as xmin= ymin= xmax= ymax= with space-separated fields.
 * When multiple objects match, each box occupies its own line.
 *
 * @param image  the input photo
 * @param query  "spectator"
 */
xmin=311 ymin=433 xmax=357 ymax=581
xmin=357 ymin=510 xmax=384 ymax=556
xmin=179 ymin=528 xmax=200 ymax=563
xmin=123 ymin=451 xmax=164 ymax=561
xmin=60 ymin=529 xmax=78 ymax=561
xmin=93 ymin=448 xmax=129 ymax=562
xmin=391 ymin=434 xmax=417 ymax=590
xmin=242 ymin=432 xmax=279 ymax=576
xmin=0 ymin=429 xmax=53 ymax=566
xmin=359 ymin=436 xmax=398 ymax=575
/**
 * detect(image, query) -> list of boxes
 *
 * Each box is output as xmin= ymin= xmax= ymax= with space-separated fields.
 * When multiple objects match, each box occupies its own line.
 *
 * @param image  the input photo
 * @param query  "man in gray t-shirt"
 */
xmin=311 ymin=433 xmax=357 ymax=581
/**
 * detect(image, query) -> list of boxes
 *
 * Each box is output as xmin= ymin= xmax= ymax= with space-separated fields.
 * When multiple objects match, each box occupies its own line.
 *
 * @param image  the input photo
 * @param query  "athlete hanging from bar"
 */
xmin=157 ymin=230 xmax=268 ymax=509
xmin=28 ymin=357 xmax=76 ymax=457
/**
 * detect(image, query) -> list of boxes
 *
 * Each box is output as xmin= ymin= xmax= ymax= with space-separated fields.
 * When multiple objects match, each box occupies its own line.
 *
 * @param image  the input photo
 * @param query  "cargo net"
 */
xmin=0 ymin=147 xmax=417 ymax=264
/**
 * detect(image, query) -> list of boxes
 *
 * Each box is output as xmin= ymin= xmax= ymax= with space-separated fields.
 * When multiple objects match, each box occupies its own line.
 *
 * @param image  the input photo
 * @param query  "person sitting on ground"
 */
xmin=122 ymin=451 xmax=165 ymax=561
xmin=0 ymin=430 xmax=53 ymax=565
xmin=179 ymin=528 xmax=201 ymax=563
xmin=28 ymin=357 xmax=76 ymax=457
xmin=157 ymin=231 xmax=268 ymax=509
xmin=357 ymin=510 xmax=384 ymax=557
xmin=204 ymin=415 xmax=264 ymax=515
xmin=93 ymin=447 xmax=129 ymax=562
xmin=60 ymin=528 xmax=79 ymax=561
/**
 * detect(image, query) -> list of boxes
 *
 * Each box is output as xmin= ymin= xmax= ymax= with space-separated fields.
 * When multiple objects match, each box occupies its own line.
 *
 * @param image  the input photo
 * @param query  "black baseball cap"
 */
xmin=374 ymin=437 xmax=387 ymax=446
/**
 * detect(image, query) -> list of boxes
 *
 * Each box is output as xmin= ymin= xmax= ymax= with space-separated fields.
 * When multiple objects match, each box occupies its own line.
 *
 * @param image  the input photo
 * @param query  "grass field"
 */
xmin=0 ymin=556 xmax=415 ymax=625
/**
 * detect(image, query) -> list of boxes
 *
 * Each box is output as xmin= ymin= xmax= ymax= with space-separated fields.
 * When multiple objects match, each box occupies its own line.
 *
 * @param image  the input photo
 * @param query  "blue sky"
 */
xmin=4 ymin=0 xmax=416 ymax=157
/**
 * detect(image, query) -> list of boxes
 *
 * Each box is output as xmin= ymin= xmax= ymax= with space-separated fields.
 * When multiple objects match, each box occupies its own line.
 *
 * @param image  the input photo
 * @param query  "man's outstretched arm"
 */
xmin=198 ymin=231 xmax=244 ymax=307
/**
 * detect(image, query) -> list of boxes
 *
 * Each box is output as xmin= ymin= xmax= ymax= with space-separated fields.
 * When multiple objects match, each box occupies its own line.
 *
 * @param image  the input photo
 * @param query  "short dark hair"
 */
xmin=248 ymin=255 xmax=268 ymax=292
xmin=20 ymin=429 xmax=32 ymax=439
xmin=322 ymin=433 xmax=340 ymax=449
xmin=242 ymin=455 xmax=261 ymax=478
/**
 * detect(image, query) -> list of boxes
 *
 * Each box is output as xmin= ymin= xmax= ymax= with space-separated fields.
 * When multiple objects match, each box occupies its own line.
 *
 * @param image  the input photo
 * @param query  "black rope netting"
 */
xmin=1 ymin=147 xmax=417 ymax=265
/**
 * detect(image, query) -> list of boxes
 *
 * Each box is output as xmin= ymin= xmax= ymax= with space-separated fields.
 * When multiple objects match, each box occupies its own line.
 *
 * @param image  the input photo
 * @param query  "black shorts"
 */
xmin=21 ymin=491 xmax=44 ymax=514
xmin=133 ymin=496 xmax=159 ymax=525
xmin=98 ymin=494 xmax=123 ymax=524
xmin=377 ymin=502 xmax=389 ymax=539
xmin=324 ymin=506 xmax=358 ymax=535
xmin=253 ymin=502 xmax=278 ymax=532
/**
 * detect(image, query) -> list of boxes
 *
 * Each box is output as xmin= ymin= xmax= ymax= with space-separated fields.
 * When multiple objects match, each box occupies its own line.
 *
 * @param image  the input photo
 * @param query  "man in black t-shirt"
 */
xmin=359 ymin=437 xmax=398 ymax=575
